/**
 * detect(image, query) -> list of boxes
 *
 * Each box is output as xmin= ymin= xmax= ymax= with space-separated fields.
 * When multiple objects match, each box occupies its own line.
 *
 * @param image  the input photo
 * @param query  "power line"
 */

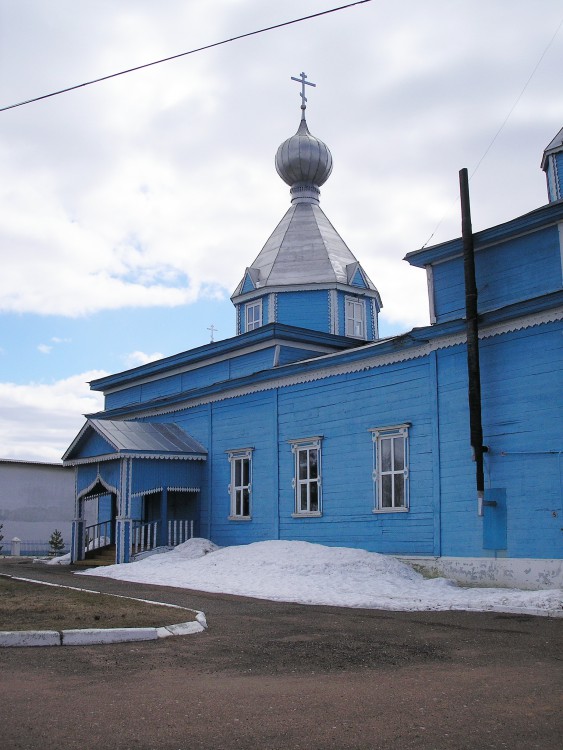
xmin=420 ymin=15 xmax=563 ymax=250
xmin=0 ymin=1 xmax=373 ymax=113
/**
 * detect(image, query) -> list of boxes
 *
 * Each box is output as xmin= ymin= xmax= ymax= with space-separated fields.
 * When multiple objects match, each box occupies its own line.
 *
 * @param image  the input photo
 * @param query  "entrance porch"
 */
xmin=63 ymin=419 xmax=207 ymax=565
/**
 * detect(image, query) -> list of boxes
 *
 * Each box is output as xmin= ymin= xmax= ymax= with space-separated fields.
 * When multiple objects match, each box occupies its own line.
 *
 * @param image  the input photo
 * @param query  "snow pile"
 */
xmin=78 ymin=539 xmax=563 ymax=614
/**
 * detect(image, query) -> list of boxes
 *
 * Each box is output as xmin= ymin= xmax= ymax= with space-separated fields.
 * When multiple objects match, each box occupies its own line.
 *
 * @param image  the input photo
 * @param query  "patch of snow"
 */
xmin=76 ymin=539 xmax=563 ymax=614
xmin=46 ymin=552 xmax=71 ymax=565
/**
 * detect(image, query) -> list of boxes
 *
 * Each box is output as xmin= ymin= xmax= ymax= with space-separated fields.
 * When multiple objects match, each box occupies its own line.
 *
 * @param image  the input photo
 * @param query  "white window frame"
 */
xmin=370 ymin=424 xmax=410 ymax=513
xmin=226 ymin=448 xmax=253 ymax=520
xmin=345 ymin=296 xmax=366 ymax=339
xmin=289 ymin=437 xmax=322 ymax=517
xmin=246 ymin=300 xmax=262 ymax=332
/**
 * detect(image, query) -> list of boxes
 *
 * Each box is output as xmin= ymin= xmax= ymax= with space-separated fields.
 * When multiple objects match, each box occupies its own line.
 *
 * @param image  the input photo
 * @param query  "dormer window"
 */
xmin=345 ymin=297 xmax=366 ymax=338
xmin=246 ymin=300 xmax=262 ymax=331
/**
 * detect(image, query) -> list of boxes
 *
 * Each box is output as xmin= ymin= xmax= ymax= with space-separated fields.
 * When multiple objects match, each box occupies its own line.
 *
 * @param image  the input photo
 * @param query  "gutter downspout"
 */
xmin=459 ymin=168 xmax=488 ymax=515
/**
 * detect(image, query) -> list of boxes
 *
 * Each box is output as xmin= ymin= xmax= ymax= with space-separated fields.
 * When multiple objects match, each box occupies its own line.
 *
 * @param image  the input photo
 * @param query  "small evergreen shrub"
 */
xmin=48 ymin=529 xmax=65 ymax=556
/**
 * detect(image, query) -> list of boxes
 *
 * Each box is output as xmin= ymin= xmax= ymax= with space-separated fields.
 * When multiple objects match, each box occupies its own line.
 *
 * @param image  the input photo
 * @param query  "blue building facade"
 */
xmin=63 ymin=108 xmax=563 ymax=587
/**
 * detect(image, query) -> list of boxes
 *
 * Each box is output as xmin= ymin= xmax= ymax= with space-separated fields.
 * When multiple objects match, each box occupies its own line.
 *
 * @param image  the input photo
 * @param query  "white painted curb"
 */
xmin=62 ymin=627 xmax=160 ymax=645
xmin=0 ymin=630 xmax=61 ymax=647
xmin=0 ymin=573 xmax=208 ymax=647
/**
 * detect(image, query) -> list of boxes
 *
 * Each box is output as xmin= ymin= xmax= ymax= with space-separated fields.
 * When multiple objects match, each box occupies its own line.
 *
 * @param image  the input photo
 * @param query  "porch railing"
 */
xmin=168 ymin=519 xmax=194 ymax=547
xmin=132 ymin=521 xmax=159 ymax=556
xmin=85 ymin=521 xmax=112 ymax=552
xmin=126 ymin=519 xmax=195 ymax=558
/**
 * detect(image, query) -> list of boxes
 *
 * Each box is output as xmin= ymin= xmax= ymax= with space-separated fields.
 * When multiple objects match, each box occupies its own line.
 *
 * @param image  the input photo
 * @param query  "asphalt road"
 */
xmin=1 ymin=558 xmax=562 ymax=750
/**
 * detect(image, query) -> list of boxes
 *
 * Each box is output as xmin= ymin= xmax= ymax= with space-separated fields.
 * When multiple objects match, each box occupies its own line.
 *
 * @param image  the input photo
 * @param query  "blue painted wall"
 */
xmin=86 ymin=188 xmax=563 ymax=564
xmin=432 ymin=224 xmax=562 ymax=323
xmin=276 ymin=290 xmax=329 ymax=332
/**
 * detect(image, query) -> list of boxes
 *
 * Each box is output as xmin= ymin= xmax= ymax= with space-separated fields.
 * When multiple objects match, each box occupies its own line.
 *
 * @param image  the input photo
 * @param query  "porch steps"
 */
xmin=73 ymin=544 xmax=116 ymax=567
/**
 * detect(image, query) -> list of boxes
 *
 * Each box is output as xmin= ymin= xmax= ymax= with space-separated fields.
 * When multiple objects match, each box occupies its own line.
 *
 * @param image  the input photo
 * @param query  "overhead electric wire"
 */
xmin=0 ymin=0 xmax=373 ymax=113
xmin=420 ymin=15 xmax=563 ymax=250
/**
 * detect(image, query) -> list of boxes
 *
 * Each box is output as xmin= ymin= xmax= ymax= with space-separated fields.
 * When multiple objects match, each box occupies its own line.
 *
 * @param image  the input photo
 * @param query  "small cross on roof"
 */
xmin=291 ymin=71 xmax=316 ymax=110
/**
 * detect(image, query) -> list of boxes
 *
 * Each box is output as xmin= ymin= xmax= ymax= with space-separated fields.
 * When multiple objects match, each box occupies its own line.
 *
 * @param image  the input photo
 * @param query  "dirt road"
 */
xmin=1 ymin=559 xmax=561 ymax=749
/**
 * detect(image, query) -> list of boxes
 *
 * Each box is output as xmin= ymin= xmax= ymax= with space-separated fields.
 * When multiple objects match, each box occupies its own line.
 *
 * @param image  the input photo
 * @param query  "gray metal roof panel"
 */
xmin=89 ymin=419 xmax=207 ymax=455
xmin=235 ymin=203 xmax=377 ymax=292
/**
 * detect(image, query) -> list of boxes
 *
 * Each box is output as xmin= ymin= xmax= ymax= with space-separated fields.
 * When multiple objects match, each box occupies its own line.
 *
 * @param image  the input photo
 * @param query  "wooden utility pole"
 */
xmin=459 ymin=168 xmax=486 ymax=515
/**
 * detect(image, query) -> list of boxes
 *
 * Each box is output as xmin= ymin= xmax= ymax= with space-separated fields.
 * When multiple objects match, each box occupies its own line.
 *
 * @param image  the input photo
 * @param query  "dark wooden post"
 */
xmin=460 ymin=168 xmax=486 ymax=514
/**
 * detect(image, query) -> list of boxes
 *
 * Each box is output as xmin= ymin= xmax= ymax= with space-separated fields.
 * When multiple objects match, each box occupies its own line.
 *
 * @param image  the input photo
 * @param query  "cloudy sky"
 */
xmin=1 ymin=0 xmax=562 ymax=462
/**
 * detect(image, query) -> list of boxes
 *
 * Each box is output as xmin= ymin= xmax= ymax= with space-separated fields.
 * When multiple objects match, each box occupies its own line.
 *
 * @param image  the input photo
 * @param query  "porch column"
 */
xmin=116 ymin=457 xmax=133 ymax=564
xmin=70 ymin=472 xmax=85 ymax=563
xmin=115 ymin=518 xmax=133 ymax=563
xmin=159 ymin=487 xmax=168 ymax=546
xmin=71 ymin=517 xmax=85 ymax=563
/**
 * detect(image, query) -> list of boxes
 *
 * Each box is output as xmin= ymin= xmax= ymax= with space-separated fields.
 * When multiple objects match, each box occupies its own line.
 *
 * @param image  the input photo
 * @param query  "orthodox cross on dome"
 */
xmin=291 ymin=71 xmax=316 ymax=111
xmin=207 ymin=323 xmax=218 ymax=343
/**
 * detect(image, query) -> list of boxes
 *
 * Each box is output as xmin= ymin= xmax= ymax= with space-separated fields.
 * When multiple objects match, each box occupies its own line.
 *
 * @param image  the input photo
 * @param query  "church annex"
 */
xmin=63 ymin=83 xmax=563 ymax=587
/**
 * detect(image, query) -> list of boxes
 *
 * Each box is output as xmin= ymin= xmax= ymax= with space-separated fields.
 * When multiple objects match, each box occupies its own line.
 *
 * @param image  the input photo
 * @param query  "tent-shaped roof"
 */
xmin=232 ymin=202 xmax=378 ymax=296
xmin=63 ymin=419 xmax=207 ymax=464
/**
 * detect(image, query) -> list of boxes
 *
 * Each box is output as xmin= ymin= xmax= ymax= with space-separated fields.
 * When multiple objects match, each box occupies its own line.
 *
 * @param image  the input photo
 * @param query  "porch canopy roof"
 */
xmin=62 ymin=418 xmax=207 ymax=466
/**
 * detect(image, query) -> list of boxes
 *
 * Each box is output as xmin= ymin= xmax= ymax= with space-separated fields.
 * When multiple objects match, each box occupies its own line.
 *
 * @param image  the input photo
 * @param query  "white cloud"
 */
xmin=37 ymin=344 xmax=53 ymax=355
xmin=0 ymin=372 xmax=106 ymax=462
xmin=123 ymin=350 xmax=165 ymax=368
xmin=1 ymin=1 xmax=560 ymax=327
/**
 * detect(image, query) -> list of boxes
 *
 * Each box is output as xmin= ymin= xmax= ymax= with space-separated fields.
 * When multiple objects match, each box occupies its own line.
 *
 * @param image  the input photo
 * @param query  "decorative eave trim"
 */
xmin=131 ymin=486 xmax=201 ymax=498
xmin=64 ymin=452 xmax=207 ymax=467
xmin=232 ymin=282 xmax=382 ymax=306
xmin=96 ymin=305 xmax=562 ymax=420
xmin=97 ymin=329 xmax=356 ymax=395
xmin=77 ymin=472 xmax=119 ymax=500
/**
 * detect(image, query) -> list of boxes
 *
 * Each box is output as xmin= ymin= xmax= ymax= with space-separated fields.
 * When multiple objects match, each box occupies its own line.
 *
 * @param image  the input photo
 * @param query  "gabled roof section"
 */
xmin=541 ymin=125 xmax=563 ymax=170
xmin=346 ymin=262 xmax=372 ymax=289
xmin=63 ymin=419 xmax=207 ymax=464
xmin=239 ymin=267 xmax=260 ymax=295
xmin=232 ymin=202 xmax=378 ymax=297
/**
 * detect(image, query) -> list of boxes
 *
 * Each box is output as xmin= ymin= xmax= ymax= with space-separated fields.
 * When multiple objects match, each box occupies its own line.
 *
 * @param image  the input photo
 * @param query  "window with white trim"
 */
xmin=290 ymin=437 xmax=322 ymax=516
xmin=246 ymin=300 xmax=262 ymax=331
xmin=227 ymin=449 xmax=252 ymax=519
xmin=345 ymin=297 xmax=366 ymax=338
xmin=371 ymin=425 xmax=410 ymax=512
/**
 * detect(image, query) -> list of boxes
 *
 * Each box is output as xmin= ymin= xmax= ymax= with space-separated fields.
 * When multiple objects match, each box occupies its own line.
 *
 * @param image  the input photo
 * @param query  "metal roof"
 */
xmin=233 ymin=202 xmax=378 ymax=295
xmin=63 ymin=419 xmax=207 ymax=463
xmin=233 ymin=111 xmax=379 ymax=300
xmin=90 ymin=420 xmax=206 ymax=454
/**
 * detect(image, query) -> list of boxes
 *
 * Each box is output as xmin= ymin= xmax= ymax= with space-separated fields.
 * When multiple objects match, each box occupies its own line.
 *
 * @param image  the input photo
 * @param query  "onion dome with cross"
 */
xmin=275 ymin=72 xmax=333 ymax=205
xmin=232 ymin=73 xmax=382 ymax=341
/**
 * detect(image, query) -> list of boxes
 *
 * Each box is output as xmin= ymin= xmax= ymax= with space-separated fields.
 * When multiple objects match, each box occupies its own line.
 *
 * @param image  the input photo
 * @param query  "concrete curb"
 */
xmin=0 ymin=620 xmax=206 ymax=647
xmin=0 ymin=574 xmax=207 ymax=647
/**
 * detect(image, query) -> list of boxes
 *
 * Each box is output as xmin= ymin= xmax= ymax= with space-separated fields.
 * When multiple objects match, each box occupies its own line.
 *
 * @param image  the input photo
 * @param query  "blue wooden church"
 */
xmin=63 ymin=87 xmax=563 ymax=587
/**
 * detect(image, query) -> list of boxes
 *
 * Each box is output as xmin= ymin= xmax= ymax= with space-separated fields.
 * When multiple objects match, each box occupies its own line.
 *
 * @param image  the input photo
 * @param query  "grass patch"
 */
xmin=0 ymin=576 xmax=194 ymax=631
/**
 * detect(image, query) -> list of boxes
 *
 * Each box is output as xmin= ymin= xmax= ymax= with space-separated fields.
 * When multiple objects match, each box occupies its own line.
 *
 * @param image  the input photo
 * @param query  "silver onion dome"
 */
xmin=275 ymin=116 xmax=333 ymax=204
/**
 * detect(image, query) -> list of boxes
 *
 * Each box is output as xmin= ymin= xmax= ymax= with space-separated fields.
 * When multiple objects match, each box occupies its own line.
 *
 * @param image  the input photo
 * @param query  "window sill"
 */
xmin=372 ymin=507 xmax=409 ymax=514
xmin=291 ymin=512 xmax=322 ymax=518
xmin=228 ymin=515 xmax=252 ymax=521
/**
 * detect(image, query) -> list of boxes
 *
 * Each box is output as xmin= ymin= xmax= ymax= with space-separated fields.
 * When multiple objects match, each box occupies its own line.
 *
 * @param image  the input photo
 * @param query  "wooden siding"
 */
xmin=436 ymin=321 xmax=563 ymax=559
xmin=76 ymin=431 xmax=114 ymax=459
xmin=274 ymin=360 xmax=435 ymax=554
xmin=77 ymin=460 xmax=121 ymax=496
xmin=207 ymin=390 xmax=278 ymax=546
xmin=432 ymin=224 xmax=562 ymax=323
xmin=104 ymin=349 xmax=286 ymax=410
xmin=276 ymin=290 xmax=329 ymax=332
xmin=479 ymin=322 xmax=563 ymax=558
xmin=277 ymin=345 xmax=331 ymax=366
